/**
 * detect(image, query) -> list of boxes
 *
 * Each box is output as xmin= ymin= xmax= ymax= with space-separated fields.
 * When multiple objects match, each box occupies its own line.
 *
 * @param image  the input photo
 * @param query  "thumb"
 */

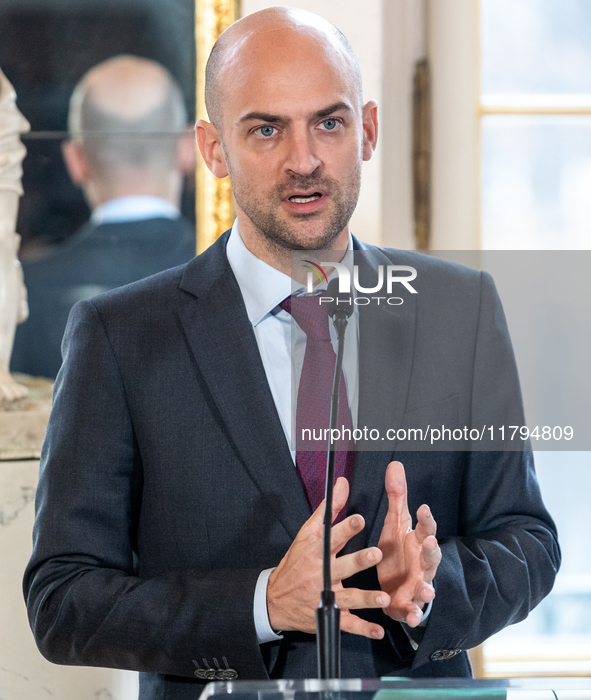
xmin=331 ymin=477 xmax=350 ymax=522
xmin=384 ymin=461 xmax=411 ymax=524
xmin=310 ymin=476 xmax=350 ymax=524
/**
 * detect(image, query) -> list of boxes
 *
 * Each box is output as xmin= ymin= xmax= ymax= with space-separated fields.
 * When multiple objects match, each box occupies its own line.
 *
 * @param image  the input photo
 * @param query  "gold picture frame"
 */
xmin=195 ymin=0 xmax=240 ymax=253
xmin=412 ymin=58 xmax=430 ymax=251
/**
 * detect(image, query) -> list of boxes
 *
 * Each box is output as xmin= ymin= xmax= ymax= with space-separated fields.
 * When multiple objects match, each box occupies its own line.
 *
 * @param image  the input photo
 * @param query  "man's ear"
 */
xmin=62 ymin=140 xmax=91 ymax=186
xmin=195 ymin=119 xmax=228 ymax=178
xmin=361 ymin=100 xmax=379 ymax=162
xmin=177 ymin=126 xmax=198 ymax=175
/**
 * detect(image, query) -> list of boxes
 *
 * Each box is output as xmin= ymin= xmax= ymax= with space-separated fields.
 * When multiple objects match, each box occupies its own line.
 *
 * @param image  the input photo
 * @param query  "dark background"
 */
xmin=0 ymin=0 xmax=196 ymax=260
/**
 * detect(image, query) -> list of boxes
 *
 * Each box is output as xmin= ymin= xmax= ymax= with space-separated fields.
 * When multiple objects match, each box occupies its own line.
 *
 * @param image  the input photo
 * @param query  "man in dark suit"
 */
xmin=11 ymin=55 xmax=196 ymax=379
xmin=23 ymin=8 xmax=560 ymax=699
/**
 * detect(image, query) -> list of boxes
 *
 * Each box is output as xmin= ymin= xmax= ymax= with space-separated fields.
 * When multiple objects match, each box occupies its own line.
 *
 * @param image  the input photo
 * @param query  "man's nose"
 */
xmin=283 ymin=130 xmax=322 ymax=176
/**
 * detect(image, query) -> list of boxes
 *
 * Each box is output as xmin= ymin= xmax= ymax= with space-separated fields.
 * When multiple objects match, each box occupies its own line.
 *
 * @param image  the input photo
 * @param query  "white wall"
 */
xmin=0 ymin=460 xmax=139 ymax=700
xmin=381 ymin=0 xmax=426 ymax=250
xmin=427 ymin=0 xmax=479 ymax=249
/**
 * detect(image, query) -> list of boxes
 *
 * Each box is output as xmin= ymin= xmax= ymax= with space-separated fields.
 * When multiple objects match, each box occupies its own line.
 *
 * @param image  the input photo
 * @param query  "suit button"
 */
xmin=218 ymin=669 xmax=238 ymax=680
xmin=430 ymin=649 xmax=461 ymax=661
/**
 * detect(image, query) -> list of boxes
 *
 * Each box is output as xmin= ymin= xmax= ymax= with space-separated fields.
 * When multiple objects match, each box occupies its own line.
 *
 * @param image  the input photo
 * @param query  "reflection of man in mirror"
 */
xmin=0 ymin=67 xmax=29 ymax=402
xmin=11 ymin=56 xmax=196 ymax=379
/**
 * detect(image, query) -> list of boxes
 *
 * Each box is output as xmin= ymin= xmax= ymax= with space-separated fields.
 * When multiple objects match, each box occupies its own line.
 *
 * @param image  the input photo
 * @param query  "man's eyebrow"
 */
xmin=238 ymin=102 xmax=352 ymax=126
xmin=312 ymin=102 xmax=352 ymax=119
xmin=239 ymin=111 xmax=289 ymax=125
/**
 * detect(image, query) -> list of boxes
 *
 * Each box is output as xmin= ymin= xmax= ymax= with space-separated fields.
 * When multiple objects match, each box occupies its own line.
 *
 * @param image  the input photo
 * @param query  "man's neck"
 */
xmin=235 ymin=212 xmax=350 ymax=283
xmin=86 ymin=170 xmax=182 ymax=210
xmin=90 ymin=196 xmax=180 ymax=226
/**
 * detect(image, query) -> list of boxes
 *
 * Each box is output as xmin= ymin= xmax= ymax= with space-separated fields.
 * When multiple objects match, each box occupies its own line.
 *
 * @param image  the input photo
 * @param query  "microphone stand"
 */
xmin=317 ymin=291 xmax=352 ymax=680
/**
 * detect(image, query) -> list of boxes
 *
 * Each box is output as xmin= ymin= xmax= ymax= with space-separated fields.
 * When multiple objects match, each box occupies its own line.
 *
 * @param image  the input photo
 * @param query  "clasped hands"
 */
xmin=267 ymin=461 xmax=442 ymax=639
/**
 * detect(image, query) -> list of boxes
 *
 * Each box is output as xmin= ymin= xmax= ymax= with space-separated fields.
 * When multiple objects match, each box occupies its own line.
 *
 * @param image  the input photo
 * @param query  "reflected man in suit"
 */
xmin=11 ymin=55 xmax=196 ymax=379
xmin=24 ymin=8 xmax=560 ymax=699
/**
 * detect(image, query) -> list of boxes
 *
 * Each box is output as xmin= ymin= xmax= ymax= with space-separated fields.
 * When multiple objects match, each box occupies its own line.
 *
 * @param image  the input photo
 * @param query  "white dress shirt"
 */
xmin=226 ymin=219 xmax=358 ymax=463
xmin=91 ymin=195 xmax=180 ymax=225
xmin=226 ymin=220 xmax=430 ymax=645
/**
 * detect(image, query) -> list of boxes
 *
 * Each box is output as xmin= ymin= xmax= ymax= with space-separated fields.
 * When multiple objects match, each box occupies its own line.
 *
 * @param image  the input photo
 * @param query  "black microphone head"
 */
xmin=326 ymin=278 xmax=354 ymax=318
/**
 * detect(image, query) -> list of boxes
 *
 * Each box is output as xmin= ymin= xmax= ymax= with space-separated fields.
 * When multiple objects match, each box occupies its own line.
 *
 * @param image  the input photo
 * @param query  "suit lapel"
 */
xmin=176 ymin=235 xmax=311 ymax=540
xmin=175 ymin=235 xmax=418 ymax=547
xmin=346 ymin=244 xmax=418 ymax=549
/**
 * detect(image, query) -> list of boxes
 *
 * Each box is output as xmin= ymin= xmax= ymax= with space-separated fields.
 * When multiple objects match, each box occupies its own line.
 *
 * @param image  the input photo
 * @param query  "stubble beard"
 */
xmin=226 ymin=159 xmax=361 ymax=255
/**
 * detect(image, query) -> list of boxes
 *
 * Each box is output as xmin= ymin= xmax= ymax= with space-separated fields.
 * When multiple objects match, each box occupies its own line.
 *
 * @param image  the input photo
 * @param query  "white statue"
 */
xmin=0 ymin=68 xmax=30 ymax=403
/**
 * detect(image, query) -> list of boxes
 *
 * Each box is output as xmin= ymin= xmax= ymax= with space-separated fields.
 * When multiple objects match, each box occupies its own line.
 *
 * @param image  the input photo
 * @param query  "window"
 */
xmin=478 ymin=0 xmax=591 ymax=676
xmin=480 ymin=0 xmax=591 ymax=250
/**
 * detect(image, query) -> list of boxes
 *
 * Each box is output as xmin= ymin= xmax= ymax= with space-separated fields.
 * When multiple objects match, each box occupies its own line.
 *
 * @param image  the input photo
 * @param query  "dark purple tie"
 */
xmin=280 ymin=294 xmax=354 ymax=519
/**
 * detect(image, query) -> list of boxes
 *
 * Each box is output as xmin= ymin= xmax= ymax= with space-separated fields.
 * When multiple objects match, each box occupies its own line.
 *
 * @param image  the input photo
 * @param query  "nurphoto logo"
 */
xmin=303 ymin=260 xmax=418 ymax=306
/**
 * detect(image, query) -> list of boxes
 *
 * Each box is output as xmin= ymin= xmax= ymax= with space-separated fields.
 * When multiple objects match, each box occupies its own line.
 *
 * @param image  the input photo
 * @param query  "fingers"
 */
xmin=420 ymin=582 xmax=436 ymax=604
xmin=405 ymin=581 xmax=435 ymax=627
xmin=415 ymin=503 xmax=437 ymax=542
xmin=332 ymin=545 xmax=382 ymax=580
xmin=302 ymin=482 xmax=368 ymax=558
xmin=330 ymin=512 xmax=365 ymax=554
xmin=340 ymin=611 xmax=386 ymax=640
xmin=386 ymin=582 xmax=435 ymax=627
xmin=420 ymin=535 xmax=442 ymax=582
xmin=330 ymin=477 xmax=350 ymax=521
xmin=308 ymin=476 xmax=350 ymax=532
xmin=404 ymin=603 xmax=427 ymax=628
xmin=413 ymin=581 xmax=435 ymax=609
xmin=384 ymin=461 xmax=411 ymax=524
xmin=336 ymin=586 xmax=390 ymax=612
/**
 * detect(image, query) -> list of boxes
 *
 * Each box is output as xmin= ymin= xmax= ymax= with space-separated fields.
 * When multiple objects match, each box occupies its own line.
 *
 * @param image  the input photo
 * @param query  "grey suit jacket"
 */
xmin=23 ymin=232 xmax=560 ymax=699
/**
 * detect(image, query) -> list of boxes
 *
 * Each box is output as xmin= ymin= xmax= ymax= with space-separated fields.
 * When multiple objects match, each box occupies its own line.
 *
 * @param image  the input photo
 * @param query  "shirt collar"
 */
xmin=226 ymin=219 xmax=353 ymax=327
xmin=91 ymin=195 xmax=180 ymax=226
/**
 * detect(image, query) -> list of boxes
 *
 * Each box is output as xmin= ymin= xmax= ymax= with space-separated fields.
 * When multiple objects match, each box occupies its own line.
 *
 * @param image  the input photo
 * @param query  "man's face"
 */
xmin=216 ymin=31 xmax=373 ymax=252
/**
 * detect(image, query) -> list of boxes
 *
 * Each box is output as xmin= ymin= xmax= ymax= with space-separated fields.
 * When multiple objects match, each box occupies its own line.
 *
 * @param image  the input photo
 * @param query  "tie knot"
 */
xmin=280 ymin=293 xmax=330 ymax=341
xmin=279 ymin=295 xmax=292 ymax=315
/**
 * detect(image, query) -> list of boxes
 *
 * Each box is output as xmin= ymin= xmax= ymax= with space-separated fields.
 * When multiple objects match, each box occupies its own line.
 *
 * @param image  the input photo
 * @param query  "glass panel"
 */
xmin=483 ymin=451 xmax=591 ymax=676
xmin=200 ymin=678 xmax=591 ymax=700
xmin=481 ymin=115 xmax=591 ymax=250
xmin=198 ymin=677 xmax=591 ymax=700
xmin=481 ymin=0 xmax=591 ymax=97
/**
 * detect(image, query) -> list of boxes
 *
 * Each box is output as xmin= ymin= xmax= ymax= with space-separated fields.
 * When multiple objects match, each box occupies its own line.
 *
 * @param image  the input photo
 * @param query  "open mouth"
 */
xmin=288 ymin=192 xmax=322 ymax=204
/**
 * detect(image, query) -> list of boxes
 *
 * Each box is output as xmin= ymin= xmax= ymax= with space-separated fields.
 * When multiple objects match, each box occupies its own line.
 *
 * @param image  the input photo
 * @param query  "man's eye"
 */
xmin=321 ymin=118 xmax=339 ymax=131
xmin=257 ymin=125 xmax=277 ymax=137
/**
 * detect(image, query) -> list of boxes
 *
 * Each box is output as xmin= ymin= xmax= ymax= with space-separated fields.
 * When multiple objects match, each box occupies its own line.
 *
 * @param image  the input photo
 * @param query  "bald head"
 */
xmin=205 ymin=7 xmax=363 ymax=132
xmin=69 ymin=55 xmax=187 ymax=176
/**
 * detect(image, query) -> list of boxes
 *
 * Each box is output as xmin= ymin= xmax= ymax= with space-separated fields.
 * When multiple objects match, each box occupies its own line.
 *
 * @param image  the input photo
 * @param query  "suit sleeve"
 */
xmin=409 ymin=271 xmax=561 ymax=669
xmin=23 ymin=299 xmax=269 ymax=680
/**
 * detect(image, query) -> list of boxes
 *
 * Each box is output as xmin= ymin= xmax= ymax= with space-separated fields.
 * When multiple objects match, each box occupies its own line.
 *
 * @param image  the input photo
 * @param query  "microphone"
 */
xmin=325 ymin=278 xmax=354 ymax=322
xmin=316 ymin=277 xmax=353 ymax=679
